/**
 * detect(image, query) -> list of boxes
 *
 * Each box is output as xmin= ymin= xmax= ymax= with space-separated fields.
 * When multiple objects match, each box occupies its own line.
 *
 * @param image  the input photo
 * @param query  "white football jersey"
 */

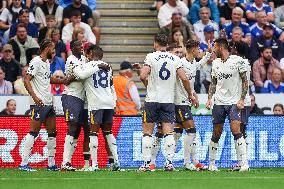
xmin=238 ymin=59 xmax=251 ymax=107
xmin=63 ymin=55 xmax=87 ymax=100
xmin=73 ymin=60 xmax=116 ymax=111
xmin=144 ymin=51 xmax=183 ymax=103
xmin=211 ymin=55 xmax=246 ymax=105
xmin=26 ymin=56 xmax=53 ymax=105
xmin=175 ymin=52 xmax=211 ymax=105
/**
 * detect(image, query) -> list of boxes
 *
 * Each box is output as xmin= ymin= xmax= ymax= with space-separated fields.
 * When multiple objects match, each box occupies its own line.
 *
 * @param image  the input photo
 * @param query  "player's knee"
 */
xmin=233 ymin=133 xmax=243 ymax=140
xmin=174 ymin=127 xmax=183 ymax=134
xmin=48 ymin=131 xmax=56 ymax=138
xmin=102 ymin=130 xmax=112 ymax=136
xmin=29 ymin=131 xmax=39 ymax=138
xmin=155 ymin=131 xmax=163 ymax=138
xmin=185 ymin=127 xmax=196 ymax=133
xmin=67 ymin=122 xmax=78 ymax=137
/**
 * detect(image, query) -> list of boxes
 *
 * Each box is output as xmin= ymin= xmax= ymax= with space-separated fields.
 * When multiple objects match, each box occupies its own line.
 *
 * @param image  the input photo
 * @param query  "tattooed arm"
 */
xmin=206 ymin=76 xmax=217 ymax=109
xmin=239 ymin=71 xmax=248 ymax=100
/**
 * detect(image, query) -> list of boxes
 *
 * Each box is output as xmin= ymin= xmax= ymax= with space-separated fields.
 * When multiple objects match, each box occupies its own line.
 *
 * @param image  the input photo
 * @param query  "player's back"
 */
xmin=84 ymin=60 xmax=116 ymax=110
xmin=144 ymin=51 xmax=182 ymax=103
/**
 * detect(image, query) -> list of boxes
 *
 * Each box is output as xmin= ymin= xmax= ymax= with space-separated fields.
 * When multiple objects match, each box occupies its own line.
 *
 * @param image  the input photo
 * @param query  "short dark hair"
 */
xmin=70 ymin=39 xmax=81 ymax=50
xmin=85 ymin=44 xmax=104 ymax=60
xmin=273 ymin=103 xmax=284 ymax=112
xmin=0 ymin=66 xmax=5 ymax=73
xmin=214 ymin=38 xmax=230 ymax=50
xmin=19 ymin=8 xmax=29 ymax=16
xmin=167 ymin=43 xmax=181 ymax=51
xmin=70 ymin=10 xmax=81 ymax=17
xmin=261 ymin=46 xmax=272 ymax=53
xmin=16 ymin=23 xmax=27 ymax=32
xmin=185 ymin=40 xmax=199 ymax=50
xmin=40 ymin=39 xmax=53 ymax=52
xmin=154 ymin=33 xmax=168 ymax=47
xmin=232 ymin=41 xmax=246 ymax=58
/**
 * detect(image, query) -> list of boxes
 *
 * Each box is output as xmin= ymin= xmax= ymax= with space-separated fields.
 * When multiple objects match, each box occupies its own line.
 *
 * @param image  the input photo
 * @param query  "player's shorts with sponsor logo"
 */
xmin=30 ymin=105 xmax=56 ymax=122
xmin=142 ymin=102 xmax=175 ymax=123
xmin=61 ymin=94 xmax=84 ymax=123
xmin=89 ymin=109 xmax=114 ymax=125
xmin=175 ymin=105 xmax=193 ymax=124
xmin=212 ymin=104 xmax=241 ymax=124
xmin=240 ymin=106 xmax=250 ymax=125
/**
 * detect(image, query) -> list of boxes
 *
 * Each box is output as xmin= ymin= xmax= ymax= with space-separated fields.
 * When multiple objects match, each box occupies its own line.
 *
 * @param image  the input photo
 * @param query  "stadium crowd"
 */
xmin=0 ymin=0 xmax=283 ymax=114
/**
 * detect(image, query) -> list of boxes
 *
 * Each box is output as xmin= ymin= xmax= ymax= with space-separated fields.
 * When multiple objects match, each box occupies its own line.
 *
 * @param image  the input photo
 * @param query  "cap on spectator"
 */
xmin=263 ymin=23 xmax=273 ymax=30
xmin=204 ymin=25 xmax=215 ymax=33
xmin=120 ymin=61 xmax=133 ymax=71
xmin=2 ymin=44 xmax=13 ymax=52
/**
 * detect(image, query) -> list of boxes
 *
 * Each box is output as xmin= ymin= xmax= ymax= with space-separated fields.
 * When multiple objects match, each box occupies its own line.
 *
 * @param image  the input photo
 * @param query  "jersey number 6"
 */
xmin=159 ymin=62 xmax=171 ymax=80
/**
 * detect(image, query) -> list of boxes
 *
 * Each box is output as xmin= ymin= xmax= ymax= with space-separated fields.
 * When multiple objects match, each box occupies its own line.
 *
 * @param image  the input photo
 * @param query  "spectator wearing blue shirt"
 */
xmin=223 ymin=7 xmax=251 ymax=44
xmin=9 ymin=9 xmax=38 ymax=40
xmin=219 ymin=0 xmax=246 ymax=25
xmin=199 ymin=25 xmax=215 ymax=52
xmin=261 ymin=67 xmax=284 ymax=93
xmin=50 ymin=51 xmax=65 ymax=75
xmin=189 ymin=0 xmax=220 ymax=24
xmin=250 ymin=10 xmax=284 ymax=41
xmin=245 ymin=0 xmax=274 ymax=26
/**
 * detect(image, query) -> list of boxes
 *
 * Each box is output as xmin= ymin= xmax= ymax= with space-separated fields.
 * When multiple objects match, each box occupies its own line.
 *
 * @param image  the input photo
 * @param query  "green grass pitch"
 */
xmin=1 ymin=168 xmax=284 ymax=189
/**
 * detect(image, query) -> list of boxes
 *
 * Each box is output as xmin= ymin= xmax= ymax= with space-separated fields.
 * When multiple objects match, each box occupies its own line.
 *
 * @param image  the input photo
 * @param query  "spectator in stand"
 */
xmin=219 ymin=0 xmax=246 ymax=25
xmin=199 ymin=25 xmax=215 ymax=52
xmin=246 ymin=0 xmax=274 ymax=26
xmin=9 ymin=8 xmax=38 ymax=40
xmin=158 ymin=0 xmax=189 ymax=28
xmin=250 ymin=23 xmax=284 ymax=63
xmin=0 ymin=66 xmax=13 ymax=94
xmin=51 ymin=70 xmax=65 ymax=95
xmin=273 ymin=103 xmax=284 ymax=115
xmin=38 ymin=15 xmax=57 ymax=44
xmin=8 ymin=23 xmax=39 ymax=66
xmin=47 ymin=28 xmax=66 ymax=61
xmin=35 ymin=0 xmax=63 ymax=29
xmin=250 ymin=94 xmax=264 ymax=115
xmin=0 ymin=99 xmax=16 ymax=115
xmin=250 ymin=10 xmax=284 ymax=40
xmin=62 ymin=10 xmax=96 ymax=45
xmin=189 ymin=0 xmax=220 ymax=24
xmin=50 ymin=50 xmax=65 ymax=75
xmin=280 ymin=57 xmax=284 ymax=79
xmin=63 ymin=0 xmax=100 ymax=44
xmin=66 ymin=26 xmax=88 ymax=55
xmin=223 ymin=7 xmax=251 ymax=44
xmin=159 ymin=11 xmax=194 ymax=43
xmin=274 ymin=4 xmax=284 ymax=30
xmin=261 ymin=67 xmax=284 ymax=93
xmin=170 ymin=28 xmax=186 ymax=53
xmin=0 ymin=44 xmax=21 ymax=83
xmin=14 ymin=65 xmax=28 ymax=95
xmin=0 ymin=0 xmax=35 ymax=32
xmin=113 ymin=61 xmax=141 ymax=115
xmin=253 ymin=46 xmax=281 ymax=92
xmin=229 ymin=27 xmax=250 ymax=59
xmin=193 ymin=7 xmax=219 ymax=42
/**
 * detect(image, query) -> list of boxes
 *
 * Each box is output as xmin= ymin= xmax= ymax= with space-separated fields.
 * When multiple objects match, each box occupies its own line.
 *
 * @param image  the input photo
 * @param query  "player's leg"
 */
xmin=160 ymin=103 xmax=176 ymax=171
xmin=150 ymin=123 xmax=163 ymax=170
xmin=102 ymin=133 xmax=114 ymax=165
xmin=139 ymin=102 xmax=157 ymax=171
xmin=208 ymin=105 xmax=226 ymax=171
xmin=230 ymin=105 xmax=249 ymax=171
xmin=19 ymin=106 xmax=42 ymax=171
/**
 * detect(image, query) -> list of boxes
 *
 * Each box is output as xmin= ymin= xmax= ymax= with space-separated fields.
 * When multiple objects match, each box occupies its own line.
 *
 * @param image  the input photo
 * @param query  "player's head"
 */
xmin=154 ymin=33 xmax=168 ymax=50
xmin=213 ymin=38 xmax=230 ymax=58
xmin=40 ymin=39 xmax=55 ymax=59
xmin=85 ymin=44 xmax=103 ymax=61
xmin=70 ymin=39 xmax=82 ymax=57
xmin=185 ymin=40 xmax=200 ymax=58
xmin=231 ymin=41 xmax=246 ymax=58
xmin=167 ymin=43 xmax=183 ymax=58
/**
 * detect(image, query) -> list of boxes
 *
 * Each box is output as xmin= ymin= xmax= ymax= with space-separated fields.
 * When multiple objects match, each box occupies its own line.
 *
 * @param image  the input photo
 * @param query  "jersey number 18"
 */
xmin=93 ymin=70 xmax=108 ymax=88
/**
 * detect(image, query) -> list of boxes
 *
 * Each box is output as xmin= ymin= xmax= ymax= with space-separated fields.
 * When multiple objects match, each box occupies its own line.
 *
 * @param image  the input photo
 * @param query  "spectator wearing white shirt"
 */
xmin=62 ymin=10 xmax=96 ymax=45
xmin=274 ymin=4 xmax=284 ymax=30
xmin=0 ymin=66 xmax=13 ymax=94
xmin=193 ymin=7 xmax=219 ymax=42
xmin=280 ymin=57 xmax=284 ymax=80
xmin=158 ymin=0 xmax=189 ymax=28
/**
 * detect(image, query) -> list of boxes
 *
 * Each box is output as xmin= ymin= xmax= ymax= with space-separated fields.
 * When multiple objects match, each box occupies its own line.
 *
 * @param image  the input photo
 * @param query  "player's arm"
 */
xmin=237 ymin=71 xmax=248 ymax=109
xmin=177 ymin=67 xmax=195 ymax=104
xmin=206 ymin=75 xmax=217 ymax=109
xmin=24 ymin=74 xmax=44 ymax=107
xmin=140 ymin=65 xmax=150 ymax=87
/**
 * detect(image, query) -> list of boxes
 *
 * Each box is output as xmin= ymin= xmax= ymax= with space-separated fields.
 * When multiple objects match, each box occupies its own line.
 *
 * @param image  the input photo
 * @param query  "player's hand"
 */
xmin=194 ymin=98 xmax=200 ymax=109
xmin=188 ymin=95 xmax=196 ymax=106
xmin=98 ymin=63 xmax=110 ymax=71
xmin=33 ymin=96 xmax=44 ymax=107
xmin=206 ymin=99 xmax=212 ymax=110
xmin=237 ymin=99 xmax=244 ymax=110
xmin=64 ymin=75 xmax=76 ymax=85
xmin=207 ymin=40 xmax=212 ymax=53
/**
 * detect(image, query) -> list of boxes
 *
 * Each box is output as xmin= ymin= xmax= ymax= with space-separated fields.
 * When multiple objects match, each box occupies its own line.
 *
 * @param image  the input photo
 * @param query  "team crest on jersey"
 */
xmin=217 ymin=73 xmax=232 ymax=80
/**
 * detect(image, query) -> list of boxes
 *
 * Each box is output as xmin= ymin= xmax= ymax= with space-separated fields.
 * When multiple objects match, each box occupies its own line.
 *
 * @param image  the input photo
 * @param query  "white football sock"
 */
xmin=83 ymin=152 xmax=90 ymax=167
xmin=142 ymin=135 xmax=152 ymax=165
xmin=164 ymin=134 xmax=175 ymax=164
xmin=62 ymin=135 xmax=74 ymax=165
xmin=235 ymin=137 xmax=248 ymax=166
xmin=21 ymin=133 xmax=35 ymax=166
xmin=70 ymin=139 xmax=78 ymax=159
xmin=47 ymin=137 xmax=56 ymax=167
xmin=191 ymin=139 xmax=199 ymax=165
xmin=89 ymin=135 xmax=98 ymax=167
xmin=150 ymin=136 xmax=161 ymax=165
xmin=209 ymin=140 xmax=218 ymax=165
xmin=184 ymin=133 xmax=196 ymax=164
xmin=173 ymin=132 xmax=182 ymax=152
xmin=105 ymin=134 xmax=119 ymax=164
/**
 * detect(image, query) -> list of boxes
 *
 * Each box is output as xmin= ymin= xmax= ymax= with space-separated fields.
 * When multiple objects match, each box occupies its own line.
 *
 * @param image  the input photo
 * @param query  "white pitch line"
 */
xmin=1 ymin=177 xmax=284 ymax=181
